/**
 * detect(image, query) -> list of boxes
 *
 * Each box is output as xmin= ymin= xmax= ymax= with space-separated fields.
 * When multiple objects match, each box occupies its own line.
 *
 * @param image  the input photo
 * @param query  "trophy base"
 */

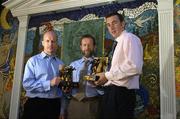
xmin=84 ymin=75 xmax=99 ymax=81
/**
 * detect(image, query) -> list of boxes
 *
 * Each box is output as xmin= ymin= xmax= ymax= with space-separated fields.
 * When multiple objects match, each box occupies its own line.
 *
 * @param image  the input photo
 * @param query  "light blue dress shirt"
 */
xmin=70 ymin=57 xmax=104 ymax=97
xmin=23 ymin=52 xmax=64 ymax=98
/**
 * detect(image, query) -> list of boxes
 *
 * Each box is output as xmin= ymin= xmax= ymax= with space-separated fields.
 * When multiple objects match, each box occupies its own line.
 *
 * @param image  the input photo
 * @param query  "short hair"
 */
xmin=105 ymin=12 xmax=124 ymax=22
xmin=80 ymin=34 xmax=96 ymax=46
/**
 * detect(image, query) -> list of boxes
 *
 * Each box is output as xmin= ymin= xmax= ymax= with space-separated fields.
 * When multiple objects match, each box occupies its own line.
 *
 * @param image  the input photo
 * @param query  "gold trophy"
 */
xmin=84 ymin=57 xmax=108 ymax=81
xmin=58 ymin=65 xmax=78 ymax=90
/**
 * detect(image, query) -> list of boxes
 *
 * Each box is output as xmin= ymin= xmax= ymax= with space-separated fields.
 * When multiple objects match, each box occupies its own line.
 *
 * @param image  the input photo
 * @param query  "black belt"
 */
xmin=106 ymin=85 xmax=135 ymax=91
xmin=27 ymin=97 xmax=61 ymax=101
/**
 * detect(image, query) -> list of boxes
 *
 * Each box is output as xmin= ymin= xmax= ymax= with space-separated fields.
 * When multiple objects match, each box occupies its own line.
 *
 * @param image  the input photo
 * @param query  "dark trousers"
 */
xmin=100 ymin=85 xmax=136 ymax=119
xmin=22 ymin=97 xmax=61 ymax=119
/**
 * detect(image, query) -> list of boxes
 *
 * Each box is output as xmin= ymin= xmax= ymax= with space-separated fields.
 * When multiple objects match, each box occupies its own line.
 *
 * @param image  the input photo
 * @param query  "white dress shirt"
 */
xmin=105 ymin=30 xmax=143 ymax=89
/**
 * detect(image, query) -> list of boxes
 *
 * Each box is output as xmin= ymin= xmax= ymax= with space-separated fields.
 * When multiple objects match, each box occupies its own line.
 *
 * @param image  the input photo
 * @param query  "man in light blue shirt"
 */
xmin=69 ymin=57 xmax=103 ymax=98
xmin=60 ymin=34 xmax=103 ymax=119
xmin=22 ymin=30 xmax=64 ymax=119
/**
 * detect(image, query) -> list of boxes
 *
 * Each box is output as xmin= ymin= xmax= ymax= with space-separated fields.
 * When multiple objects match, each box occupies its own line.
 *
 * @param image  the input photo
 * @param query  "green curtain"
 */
xmin=62 ymin=19 xmax=104 ymax=65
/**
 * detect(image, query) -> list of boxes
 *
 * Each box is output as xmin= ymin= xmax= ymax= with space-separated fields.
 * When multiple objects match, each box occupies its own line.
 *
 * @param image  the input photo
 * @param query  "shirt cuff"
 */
xmin=105 ymin=69 xmax=127 ymax=81
xmin=105 ymin=72 xmax=113 ymax=80
xmin=42 ymin=80 xmax=50 ymax=91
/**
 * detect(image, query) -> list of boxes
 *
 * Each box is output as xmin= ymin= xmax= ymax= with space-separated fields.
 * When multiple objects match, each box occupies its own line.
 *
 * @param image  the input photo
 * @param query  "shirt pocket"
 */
xmin=34 ymin=62 xmax=49 ymax=80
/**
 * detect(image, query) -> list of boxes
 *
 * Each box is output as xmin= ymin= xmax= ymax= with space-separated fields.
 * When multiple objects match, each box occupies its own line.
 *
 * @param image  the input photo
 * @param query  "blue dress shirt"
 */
xmin=23 ymin=52 xmax=64 ymax=98
xmin=70 ymin=57 xmax=104 ymax=97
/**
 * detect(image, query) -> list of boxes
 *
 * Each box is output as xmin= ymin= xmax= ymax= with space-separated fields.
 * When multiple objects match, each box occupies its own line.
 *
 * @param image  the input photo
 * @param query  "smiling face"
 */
xmin=42 ymin=31 xmax=57 ymax=55
xmin=106 ymin=15 xmax=125 ymax=39
xmin=80 ymin=37 xmax=95 ymax=58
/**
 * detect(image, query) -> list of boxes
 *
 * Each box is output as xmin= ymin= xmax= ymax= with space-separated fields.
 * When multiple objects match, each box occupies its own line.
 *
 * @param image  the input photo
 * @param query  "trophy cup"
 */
xmin=58 ymin=65 xmax=78 ymax=91
xmin=83 ymin=57 xmax=108 ymax=81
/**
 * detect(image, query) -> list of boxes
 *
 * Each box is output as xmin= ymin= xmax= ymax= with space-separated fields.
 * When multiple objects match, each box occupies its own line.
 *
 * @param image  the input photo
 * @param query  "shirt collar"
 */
xmin=115 ymin=30 xmax=126 ymax=42
xmin=80 ymin=56 xmax=94 ymax=64
xmin=40 ymin=51 xmax=57 ymax=60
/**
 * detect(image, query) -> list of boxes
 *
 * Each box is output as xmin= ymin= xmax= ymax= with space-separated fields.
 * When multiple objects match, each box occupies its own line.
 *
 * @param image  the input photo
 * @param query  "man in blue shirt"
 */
xmin=22 ymin=30 xmax=64 ymax=119
xmin=60 ymin=34 xmax=103 ymax=119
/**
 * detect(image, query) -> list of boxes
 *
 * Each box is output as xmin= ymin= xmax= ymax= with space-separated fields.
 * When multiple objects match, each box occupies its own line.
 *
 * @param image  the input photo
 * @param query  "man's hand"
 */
xmin=87 ymin=80 xmax=96 ymax=87
xmin=50 ymin=76 xmax=61 ymax=86
xmin=95 ymin=72 xmax=108 ymax=86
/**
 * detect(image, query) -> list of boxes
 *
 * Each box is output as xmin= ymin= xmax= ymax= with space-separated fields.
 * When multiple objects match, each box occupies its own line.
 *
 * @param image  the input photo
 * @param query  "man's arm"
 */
xmin=23 ymin=59 xmax=54 ymax=92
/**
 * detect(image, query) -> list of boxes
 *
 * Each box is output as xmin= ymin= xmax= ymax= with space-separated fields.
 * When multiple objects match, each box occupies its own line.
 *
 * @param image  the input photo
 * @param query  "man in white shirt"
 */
xmin=95 ymin=12 xmax=143 ymax=119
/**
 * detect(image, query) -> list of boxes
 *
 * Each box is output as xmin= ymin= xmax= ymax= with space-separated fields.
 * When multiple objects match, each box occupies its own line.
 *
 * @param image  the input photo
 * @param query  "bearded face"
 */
xmin=81 ymin=48 xmax=94 ymax=58
xmin=80 ymin=37 xmax=95 ymax=58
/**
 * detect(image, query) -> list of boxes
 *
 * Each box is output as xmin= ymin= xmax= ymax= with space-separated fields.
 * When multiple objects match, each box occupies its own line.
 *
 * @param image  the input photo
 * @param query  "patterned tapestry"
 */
xmin=23 ymin=1 xmax=159 ymax=119
xmin=175 ymin=0 xmax=180 ymax=118
xmin=124 ymin=3 xmax=159 ymax=119
xmin=0 ymin=4 xmax=18 ymax=119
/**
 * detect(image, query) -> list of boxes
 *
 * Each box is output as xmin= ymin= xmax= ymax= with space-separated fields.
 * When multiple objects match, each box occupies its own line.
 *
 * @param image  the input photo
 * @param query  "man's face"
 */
xmin=80 ymin=37 xmax=95 ymax=58
xmin=42 ymin=31 xmax=57 ymax=55
xmin=106 ymin=15 xmax=125 ymax=38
